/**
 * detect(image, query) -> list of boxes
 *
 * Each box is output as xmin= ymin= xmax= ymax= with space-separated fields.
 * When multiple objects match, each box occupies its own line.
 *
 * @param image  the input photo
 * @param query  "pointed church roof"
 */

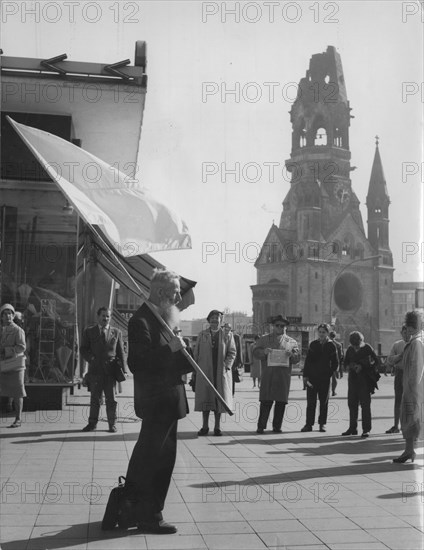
xmin=366 ymin=138 xmax=389 ymax=205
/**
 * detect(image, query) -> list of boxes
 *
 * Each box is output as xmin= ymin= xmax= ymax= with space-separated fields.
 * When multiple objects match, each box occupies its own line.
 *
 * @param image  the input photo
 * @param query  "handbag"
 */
xmin=0 ymin=355 xmax=25 ymax=373
xmin=232 ymin=364 xmax=241 ymax=383
xmin=109 ymin=357 xmax=126 ymax=383
xmin=102 ymin=476 xmax=138 ymax=530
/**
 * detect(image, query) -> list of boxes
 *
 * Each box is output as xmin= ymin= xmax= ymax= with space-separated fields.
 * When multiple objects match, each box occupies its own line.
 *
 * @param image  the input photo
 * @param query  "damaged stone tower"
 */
xmin=252 ymin=46 xmax=395 ymax=350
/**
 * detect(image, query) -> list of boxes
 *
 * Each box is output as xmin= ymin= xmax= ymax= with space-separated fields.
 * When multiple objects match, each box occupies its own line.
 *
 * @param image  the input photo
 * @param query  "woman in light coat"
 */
xmin=0 ymin=303 xmax=26 ymax=427
xmin=393 ymin=310 xmax=424 ymax=463
xmin=194 ymin=310 xmax=236 ymax=436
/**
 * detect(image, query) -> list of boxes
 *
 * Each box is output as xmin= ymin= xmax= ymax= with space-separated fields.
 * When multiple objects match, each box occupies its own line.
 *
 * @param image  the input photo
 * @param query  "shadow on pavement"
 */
xmin=189 ymin=457 xmax=418 ymax=491
xmin=1 ymin=521 xmax=137 ymax=550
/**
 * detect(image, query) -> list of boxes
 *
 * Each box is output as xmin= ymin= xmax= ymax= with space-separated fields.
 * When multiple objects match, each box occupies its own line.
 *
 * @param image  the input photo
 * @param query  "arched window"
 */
xmin=314 ymin=127 xmax=328 ymax=146
xmin=342 ymin=234 xmax=353 ymax=257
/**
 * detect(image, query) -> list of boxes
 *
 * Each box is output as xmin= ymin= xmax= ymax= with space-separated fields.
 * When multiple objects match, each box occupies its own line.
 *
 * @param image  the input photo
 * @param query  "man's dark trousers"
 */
xmin=305 ymin=379 xmax=331 ymax=426
xmin=88 ymin=372 xmax=117 ymax=426
xmin=126 ymin=413 xmax=178 ymax=521
xmin=347 ymin=375 xmax=371 ymax=432
xmin=394 ymin=369 xmax=403 ymax=424
xmin=258 ymin=401 xmax=286 ymax=431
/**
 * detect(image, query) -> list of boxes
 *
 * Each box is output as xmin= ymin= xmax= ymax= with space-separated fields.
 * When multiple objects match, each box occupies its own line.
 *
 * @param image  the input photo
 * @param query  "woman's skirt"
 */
xmin=0 ymin=369 xmax=27 ymax=398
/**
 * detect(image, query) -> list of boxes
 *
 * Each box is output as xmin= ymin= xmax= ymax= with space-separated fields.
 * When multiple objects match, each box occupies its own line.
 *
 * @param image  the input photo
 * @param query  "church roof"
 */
xmin=366 ymin=142 xmax=390 ymax=204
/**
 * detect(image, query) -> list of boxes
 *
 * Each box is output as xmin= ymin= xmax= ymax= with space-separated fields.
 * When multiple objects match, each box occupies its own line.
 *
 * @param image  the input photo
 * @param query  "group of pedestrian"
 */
xmin=296 ymin=314 xmax=423 ymax=465
xmin=1 ymin=265 xmax=422 ymax=535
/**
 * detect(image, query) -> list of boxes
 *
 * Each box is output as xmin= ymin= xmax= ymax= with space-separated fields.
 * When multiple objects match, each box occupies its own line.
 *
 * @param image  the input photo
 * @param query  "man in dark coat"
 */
xmin=80 ymin=307 xmax=125 ymax=433
xmin=223 ymin=323 xmax=244 ymax=396
xmin=125 ymin=268 xmax=192 ymax=534
xmin=301 ymin=323 xmax=339 ymax=433
xmin=329 ymin=330 xmax=343 ymax=396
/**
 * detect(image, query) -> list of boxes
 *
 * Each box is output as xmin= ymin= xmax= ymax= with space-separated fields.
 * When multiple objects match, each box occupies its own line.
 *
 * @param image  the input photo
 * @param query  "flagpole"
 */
xmin=88 ymin=226 xmax=234 ymax=416
xmin=7 ymin=116 xmax=232 ymax=414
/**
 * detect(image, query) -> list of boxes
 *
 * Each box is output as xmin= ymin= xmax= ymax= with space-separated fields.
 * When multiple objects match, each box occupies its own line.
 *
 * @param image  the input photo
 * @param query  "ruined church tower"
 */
xmin=252 ymin=46 xmax=395 ymax=350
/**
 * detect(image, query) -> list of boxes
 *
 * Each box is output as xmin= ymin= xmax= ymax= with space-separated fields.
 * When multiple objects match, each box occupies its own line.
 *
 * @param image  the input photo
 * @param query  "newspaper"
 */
xmin=267 ymin=336 xmax=298 ymax=367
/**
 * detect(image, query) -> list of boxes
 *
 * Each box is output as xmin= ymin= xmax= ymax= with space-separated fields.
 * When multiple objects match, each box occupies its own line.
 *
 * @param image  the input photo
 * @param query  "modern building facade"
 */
xmin=392 ymin=282 xmax=424 ymax=330
xmin=252 ymin=46 xmax=395 ymax=351
xmin=0 ymin=45 xmax=194 ymax=408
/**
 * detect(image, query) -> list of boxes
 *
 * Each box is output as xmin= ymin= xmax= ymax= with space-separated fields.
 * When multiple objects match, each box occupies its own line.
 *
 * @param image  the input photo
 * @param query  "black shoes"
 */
xmin=342 ymin=428 xmax=358 ymax=436
xmin=301 ymin=425 xmax=312 ymax=432
xmin=392 ymin=452 xmax=415 ymax=463
xmin=197 ymin=427 xmax=209 ymax=436
xmin=109 ymin=425 xmax=117 ymax=433
xmin=273 ymin=428 xmax=283 ymax=433
xmin=214 ymin=428 xmax=222 ymax=436
xmin=386 ymin=426 xmax=400 ymax=434
xmin=361 ymin=432 xmax=370 ymax=438
xmin=256 ymin=428 xmax=264 ymax=434
xmin=319 ymin=425 xmax=326 ymax=432
xmin=138 ymin=520 xmax=177 ymax=534
xmin=82 ymin=423 xmax=97 ymax=432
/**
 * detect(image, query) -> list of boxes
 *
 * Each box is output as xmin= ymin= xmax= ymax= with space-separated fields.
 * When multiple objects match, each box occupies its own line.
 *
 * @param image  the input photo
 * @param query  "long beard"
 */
xmin=158 ymin=303 xmax=180 ymax=330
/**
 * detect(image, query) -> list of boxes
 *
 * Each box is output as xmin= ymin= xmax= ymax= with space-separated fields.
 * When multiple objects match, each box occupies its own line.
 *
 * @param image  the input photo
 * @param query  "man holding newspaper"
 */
xmin=253 ymin=316 xmax=300 ymax=434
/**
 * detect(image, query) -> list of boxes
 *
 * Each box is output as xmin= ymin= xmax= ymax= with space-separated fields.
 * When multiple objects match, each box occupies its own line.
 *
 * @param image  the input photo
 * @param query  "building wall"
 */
xmin=3 ymin=76 xmax=146 ymax=174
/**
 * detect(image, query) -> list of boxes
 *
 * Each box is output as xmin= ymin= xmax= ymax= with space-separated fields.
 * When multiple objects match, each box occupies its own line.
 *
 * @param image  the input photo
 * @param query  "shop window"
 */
xmin=0 ymin=205 xmax=78 ymax=385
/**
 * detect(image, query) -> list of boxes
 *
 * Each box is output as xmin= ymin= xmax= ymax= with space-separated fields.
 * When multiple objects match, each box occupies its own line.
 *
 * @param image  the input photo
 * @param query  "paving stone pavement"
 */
xmin=0 ymin=374 xmax=423 ymax=550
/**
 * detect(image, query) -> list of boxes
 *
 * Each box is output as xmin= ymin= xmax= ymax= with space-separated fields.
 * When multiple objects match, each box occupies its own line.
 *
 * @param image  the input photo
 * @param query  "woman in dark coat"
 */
xmin=253 ymin=316 xmax=300 ymax=434
xmin=301 ymin=323 xmax=339 ymax=433
xmin=342 ymin=331 xmax=380 ymax=438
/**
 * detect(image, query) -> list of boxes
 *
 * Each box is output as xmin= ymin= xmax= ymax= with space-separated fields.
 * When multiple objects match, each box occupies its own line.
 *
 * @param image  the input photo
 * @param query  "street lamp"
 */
xmin=329 ymin=255 xmax=381 ymax=325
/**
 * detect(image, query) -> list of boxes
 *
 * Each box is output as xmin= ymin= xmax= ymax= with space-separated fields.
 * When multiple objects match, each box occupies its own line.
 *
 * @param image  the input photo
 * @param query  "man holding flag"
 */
xmin=124 ymin=268 xmax=193 ymax=534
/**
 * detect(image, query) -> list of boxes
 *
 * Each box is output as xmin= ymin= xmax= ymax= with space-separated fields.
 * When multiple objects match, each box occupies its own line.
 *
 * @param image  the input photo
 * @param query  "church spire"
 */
xmin=367 ymin=137 xmax=389 ymax=203
xmin=366 ymin=138 xmax=391 ymax=255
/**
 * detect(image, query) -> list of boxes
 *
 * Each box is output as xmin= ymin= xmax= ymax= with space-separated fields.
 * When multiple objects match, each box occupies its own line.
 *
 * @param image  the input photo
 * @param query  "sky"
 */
xmin=2 ymin=0 xmax=423 ymax=319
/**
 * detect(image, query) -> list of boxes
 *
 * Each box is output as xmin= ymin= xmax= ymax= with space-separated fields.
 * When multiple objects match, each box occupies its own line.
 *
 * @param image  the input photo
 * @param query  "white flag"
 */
xmin=7 ymin=117 xmax=191 ymax=257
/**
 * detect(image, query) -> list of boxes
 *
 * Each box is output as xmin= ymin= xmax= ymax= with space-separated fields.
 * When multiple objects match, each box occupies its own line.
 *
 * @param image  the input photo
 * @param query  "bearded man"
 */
xmin=124 ymin=269 xmax=192 ymax=534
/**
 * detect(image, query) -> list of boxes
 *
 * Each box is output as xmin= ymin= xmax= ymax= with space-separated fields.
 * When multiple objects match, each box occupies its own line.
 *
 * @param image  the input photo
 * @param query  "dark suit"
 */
xmin=331 ymin=339 xmax=344 ymax=393
xmin=231 ymin=333 xmax=243 ymax=395
xmin=125 ymin=302 xmax=192 ymax=522
xmin=80 ymin=324 xmax=124 ymax=427
xmin=303 ymin=339 xmax=338 ymax=427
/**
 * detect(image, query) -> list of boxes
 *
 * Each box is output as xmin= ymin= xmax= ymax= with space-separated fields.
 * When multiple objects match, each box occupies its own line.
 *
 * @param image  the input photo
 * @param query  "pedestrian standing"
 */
xmin=301 ymin=323 xmax=338 ymax=433
xmin=80 ymin=307 xmax=125 ymax=433
xmin=0 ymin=304 xmax=26 ymax=428
xmin=124 ymin=269 xmax=192 ymax=533
xmin=249 ymin=336 xmax=261 ymax=388
xmin=342 ymin=331 xmax=380 ymax=438
xmin=253 ymin=315 xmax=300 ymax=434
xmin=329 ymin=330 xmax=343 ymax=396
xmin=392 ymin=311 xmax=423 ymax=463
xmin=385 ymin=325 xmax=408 ymax=434
xmin=194 ymin=311 xmax=236 ymax=436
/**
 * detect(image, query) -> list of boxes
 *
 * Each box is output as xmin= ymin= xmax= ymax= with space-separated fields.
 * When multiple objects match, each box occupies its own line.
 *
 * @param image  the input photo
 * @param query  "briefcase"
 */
xmin=108 ymin=357 xmax=126 ymax=383
xmin=102 ymin=476 xmax=138 ymax=530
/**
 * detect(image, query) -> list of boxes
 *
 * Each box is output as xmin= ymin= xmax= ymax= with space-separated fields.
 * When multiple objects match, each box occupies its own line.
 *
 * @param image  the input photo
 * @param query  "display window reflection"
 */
xmin=1 ymin=205 xmax=78 ymax=385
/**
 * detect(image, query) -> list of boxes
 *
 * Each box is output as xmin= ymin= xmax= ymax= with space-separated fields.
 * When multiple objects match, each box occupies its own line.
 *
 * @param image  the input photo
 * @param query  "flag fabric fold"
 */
xmin=7 ymin=117 xmax=191 ymax=257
